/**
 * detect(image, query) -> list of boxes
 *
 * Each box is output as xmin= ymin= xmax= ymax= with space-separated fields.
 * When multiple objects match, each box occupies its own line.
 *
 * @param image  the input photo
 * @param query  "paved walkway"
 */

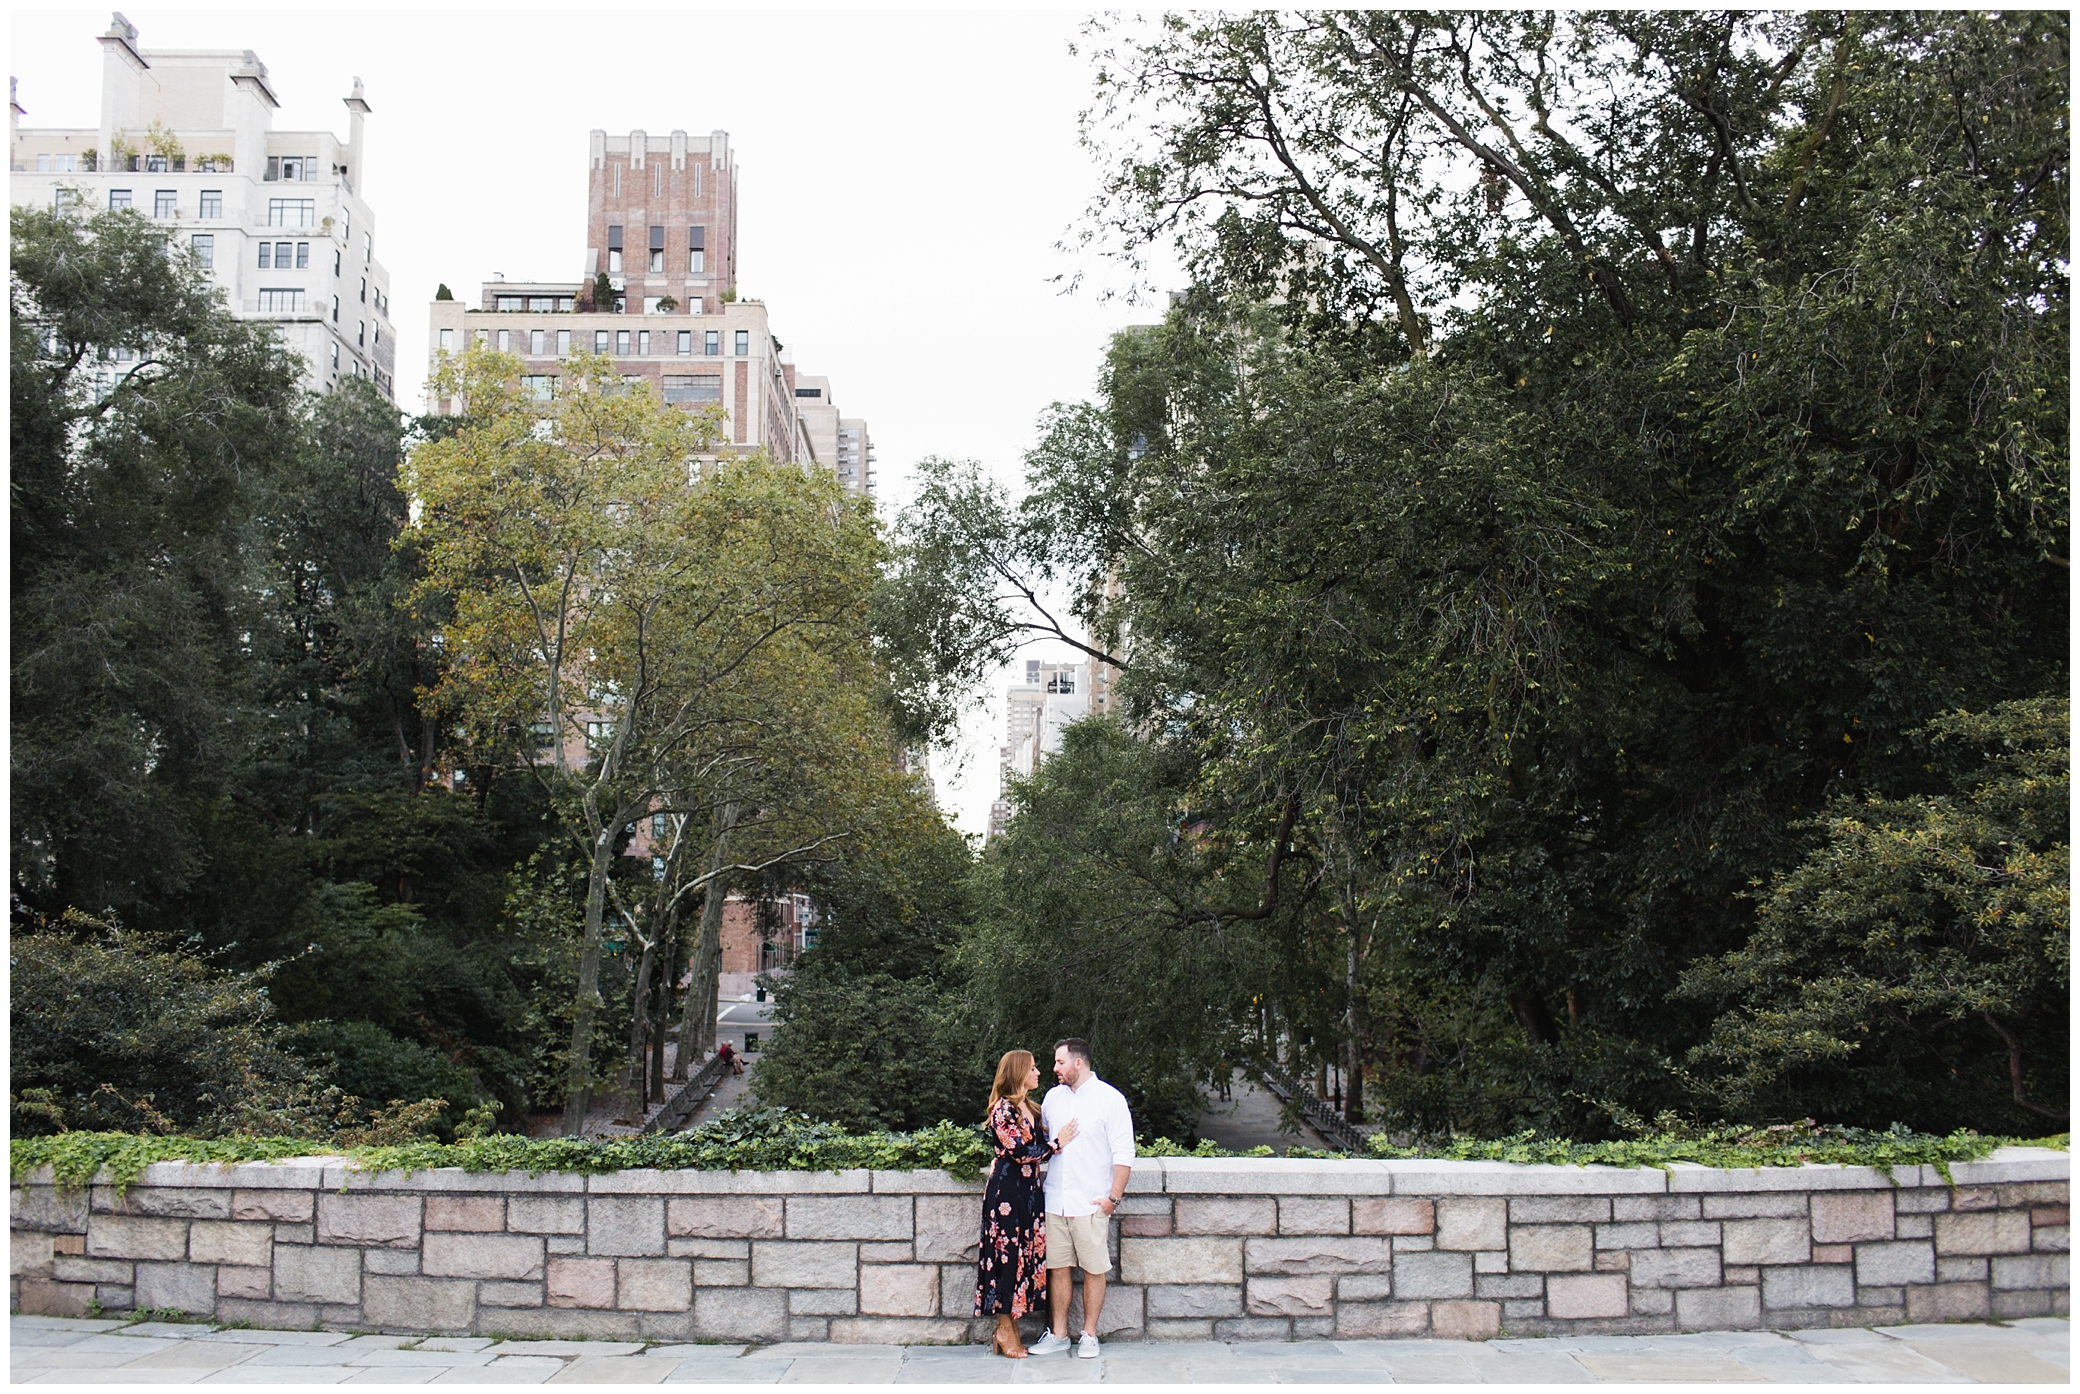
xmin=10 ymin=1315 xmax=2066 ymax=1383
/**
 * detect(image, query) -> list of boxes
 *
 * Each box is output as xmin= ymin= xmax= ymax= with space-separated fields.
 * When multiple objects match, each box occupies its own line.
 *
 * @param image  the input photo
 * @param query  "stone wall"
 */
xmin=10 ymin=1149 xmax=2066 ymax=1342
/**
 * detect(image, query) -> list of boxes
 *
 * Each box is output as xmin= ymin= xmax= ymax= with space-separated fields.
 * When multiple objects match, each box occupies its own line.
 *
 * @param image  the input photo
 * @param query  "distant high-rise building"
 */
xmin=988 ymin=658 xmax=1091 ymax=840
xmin=9 ymin=14 xmax=396 ymax=398
xmin=425 ymin=128 xmax=867 ymax=481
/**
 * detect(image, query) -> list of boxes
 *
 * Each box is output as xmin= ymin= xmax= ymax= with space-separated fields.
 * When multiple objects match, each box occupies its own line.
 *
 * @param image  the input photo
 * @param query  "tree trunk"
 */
xmin=672 ymin=802 xmax=738 ymax=1080
xmin=1344 ymin=910 xmax=1366 ymax=1125
xmin=560 ymin=810 xmax=620 ymax=1137
xmin=623 ymin=936 xmax=658 ymax=1121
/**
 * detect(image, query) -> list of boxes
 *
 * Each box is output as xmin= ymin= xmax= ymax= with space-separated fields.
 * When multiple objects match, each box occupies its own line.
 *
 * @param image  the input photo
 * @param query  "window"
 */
xmin=53 ymin=188 xmax=79 ymax=210
xmin=704 ymin=330 xmax=720 ymax=356
xmin=734 ymin=330 xmax=750 ymax=356
xmin=651 ymin=813 xmax=670 ymax=840
xmin=333 ymin=249 xmax=341 ymax=276
xmin=439 ymin=328 xmax=454 ymax=352
xmin=274 ymin=240 xmax=292 ymax=266
xmin=530 ymin=329 xmax=545 ymax=355
xmin=594 ymin=330 xmax=610 ymax=353
xmin=616 ymin=330 xmax=631 ymax=356
xmin=36 ymin=153 xmax=79 ymax=173
xmin=638 ymin=331 xmax=651 ymax=356
xmin=363 ymin=233 xmax=372 ymax=265
xmin=333 ymin=296 xmax=341 ymax=322
xmin=796 ymin=387 xmax=823 ymax=399
xmin=296 ymin=242 xmax=310 ymax=269
xmin=269 ymin=156 xmax=314 ymax=182
xmin=529 ymin=721 xmax=556 ymax=748
xmin=527 ymin=296 xmax=554 ymax=312
xmin=199 ymin=189 xmax=222 ymax=218
xmin=497 ymin=329 xmax=511 ymax=352
xmin=586 ymin=720 xmax=610 ymax=752
xmin=520 ymin=375 xmax=555 ymax=401
xmin=153 ymin=190 xmax=177 ymax=218
xmin=257 ymin=288 xmax=305 ymax=311
xmin=268 ymin=198 xmax=315 ymax=226
xmin=145 ymin=154 xmax=169 ymax=173
xmin=258 ymin=242 xmax=273 ymax=269
xmin=358 ymin=321 xmax=366 ymax=347
xmin=557 ymin=329 xmax=571 ymax=355
xmin=649 ymin=249 xmax=664 ymax=273
xmin=608 ymin=249 xmax=623 ymax=274
xmin=360 ymin=277 xmax=368 ymax=303
xmin=683 ymin=296 xmax=701 ymax=315
xmin=496 ymin=295 xmax=522 ymax=311
xmin=190 ymin=234 xmax=215 ymax=269
xmin=689 ymin=225 xmax=705 ymax=273
xmin=677 ymin=330 xmax=692 ymax=355
xmin=662 ymin=375 xmax=723 ymax=404
xmin=332 ymin=342 xmax=341 ymax=370
xmin=109 ymin=189 xmax=133 ymax=209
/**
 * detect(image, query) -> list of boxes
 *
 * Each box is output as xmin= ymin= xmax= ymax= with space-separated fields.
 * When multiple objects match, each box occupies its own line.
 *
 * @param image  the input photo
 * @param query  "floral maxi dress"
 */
xmin=974 ymin=1098 xmax=1050 ymax=1317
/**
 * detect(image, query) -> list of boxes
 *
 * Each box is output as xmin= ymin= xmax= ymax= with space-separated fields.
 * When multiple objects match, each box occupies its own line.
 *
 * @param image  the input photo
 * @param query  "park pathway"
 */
xmin=10 ymin=1314 xmax=2067 ymax=1383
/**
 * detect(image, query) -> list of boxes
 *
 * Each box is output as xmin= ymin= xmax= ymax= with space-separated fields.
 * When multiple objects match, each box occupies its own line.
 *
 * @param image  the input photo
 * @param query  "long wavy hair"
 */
xmin=987 ymin=1049 xmax=1037 ymax=1121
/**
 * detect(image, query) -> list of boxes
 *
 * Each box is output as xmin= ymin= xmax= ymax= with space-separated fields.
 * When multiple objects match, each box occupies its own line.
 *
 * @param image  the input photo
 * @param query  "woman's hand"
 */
xmin=1054 ymin=1118 xmax=1079 ymax=1147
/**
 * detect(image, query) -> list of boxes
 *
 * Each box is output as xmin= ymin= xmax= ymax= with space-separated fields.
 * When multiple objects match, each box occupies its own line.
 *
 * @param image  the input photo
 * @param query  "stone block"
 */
xmin=508 ymin=1196 xmax=587 ymax=1235
xmin=53 ymin=1255 xmax=133 ymax=1283
xmin=1393 ymin=1250 xmax=1473 ymax=1299
xmin=617 ymin=1258 xmax=693 ymax=1311
xmin=1810 ymin=1191 xmax=1892 ymax=1244
xmin=1854 ymin=1240 xmax=1934 ymax=1287
xmin=274 ymin=1223 xmax=313 ymax=1245
xmin=1394 ymin=1234 xmax=1435 ymax=1252
xmin=1991 ymin=1253 xmax=2067 ymax=1290
xmin=673 ymin=1238 xmax=750 ymax=1259
xmin=1217 ymin=1316 xmax=1295 ymax=1339
xmin=1175 ymin=1197 xmax=1277 ymax=1235
xmin=860 ymin=1263 xmax=938 ymax=1316
xmin=938 ymin=1264 xmax=975 ymax=1316
xmin=547 ymin=1256 xmax=617 ymax=1308
xmin=790 ymin=1317 xmax=831 ymax=1340
xmin=1353 ymin=1198 xmax=1434 ymax=1236
xmin=1241 ymin=1235 xmax=1392 ymax=1276
xmin=1659 ymin=1220 xmax=1722 ymax=1248
xmin=1903 ymin=1282 xmax=1989 ymax=1322
xmin=1509 ymin=1225 xmax=1593 ymax=1273
xmin=424 ymin=1232 xmax=545 ymax=1280
xmin=426 ymin=1196 xmax=504 ymax=1232
xmin=134 ymin=1261 xmax=216 ymax=1314
xmin=1476 ymin=1249 xmax=1509 ymax=1272
xmin=1949 ymin=1186 xmax=2001 ymax=1211
xmin=1160 ymin=1157 xmax=1390 ymax=1194
xmin=1146 ymin=1319 xmax=1214 ymax=1338
xmin=1993 ymin=1289 xmax=2054 ymax=1318
xmin=316 ymin=1193 xmax=421 ymax=1248
xmin=1612 ymin=1195 xmax=1699 ymax=1221
xmin=588 ymin=1197 xmax=665 ymax=1256
xmin=2035 ymin=1226 xmax=2069 ymax=1253
xmin=786 ymin=1195 xmax=912 ymax=1241
xmin=214 ymin=1297 xmax=319 ymax=1328
xmin=11 ymin=1229 xmax=54 ymax=1277
xmin=1595 ymin=1222 xmax=1659 ymax=1249
xmin=913 ymin=1194 xmax=982 ymax=1263
xmin=861 ymin=1241 xmax=913 ymax=1262
xmin=1547 ymin=1272 xmax=1628 ymax=1319
xmin=2033 ymin=1205 xmax=2069 ymax=1226
xmin=1895 ymin=1187 xmax=1952 ymax=1213
xmin=870 ymin=1169 xmax=983 ymax=1194
xmin=15 ymin=1278 xmax=94 ymax=1316
xmin=481 ymin=1281 xmax=545 ymax=1307
xmin=275 ymin=1241 xmax=361 ymax=1304
xmin=96 ymin=1187 xmax=231 ymax=1219
xmin=1723 ymin=1265 xmax=1759 ymax=1285
xmin=363 ymin=1248 xmax=419 ymax=1274
xmin=232 ymin=1190 xmax=314 ymax=1223
xmin=1386 ymin=1161 xmax=1666 ymax=1195
xmin=1629 ymin=1248 xmax=1720 ymax=1289
xmin=1998 ymin=1181 xmax=2069 ymax=1206
xmin=1722 ymin=1217 xmax=1809 ymax=1266
xmin=1279 ymin=1198 xmax=1350 ymax=1235
xmin=1119 ymin=1215 xmax=1172 ymax=1237
xmin=12 ymin=1186 xmax=88 ymax=1233
xmin=1114 ymin=1195 xmax=1171 ymax=1216
xmin=1896 ymin=1214 xmax=1933 ymax=1238
xmin=547 ymin=1234 xmax=586 ymax=1253
xmin=52 ymin=1233 xmax=85 ymax=1253
xmin=187 ymin=1220 xmax=272 ymax=1268
xmin=86 ymin=1215 xmax=188 ymax=1260
xmin=1700 ymin=1192 xmax=1807 ymax=1219
xmin=1337 ymin=1273 xmax=1395 ymax=1300
xmin=1148 ymin=1283 xmax=1244 ymax=1318
xmin=1121 ymin=1236 xmax=1244 ymax=1285
xmin=1337 ymin=1301 xmax=1430 ymax=1336
xmin=1246 ymin=1275 xmax=1332 ymax=1315
xmin=1475 ymin=1273 xmax=1542 ymax=1299
xmin=694 ymin=1259 xmax=750 ymax=1286
xmin=1934 ymin=1210 xmax=2031 ymax=1256
xmin=751 ymin=1240 xmax=857 ymax=1288
xmin=1066 ymin=1279 xmax=1143 ymax=1335
xmin=1675 ymin=1284 xmax=1761 ymax=1331
xmin=217 ymin=1265 xmax=272 ymax=1299
xmin=696 ymin=1286 xmax=788 ymax=1340
xmin=1509 ymin=1197 xmax=1610 ymax=1224
xmin=1813 ymin=1244 xmax=1852 ymax=1264
xmin=1760 ymin=1264 xmax=1854 ymax=1309
xmin=363 ymin=1275 xmax=476 ymax=1331
xmin=1938 ymin=1256 xmax=1988 ymax=1281
xmin=1434 ymin=1197 xmax=1507 ymax=1251
xmin=1501 ymin=1298 xmax=1544 ymax=1320
xmin=829 ymin=1317 xmax=971 ymax=1344
xmin=1431 ymin=1300 xmax=1501 ymax=1339
xmin=1630 ymin=1286 xmax=1673 ymax=1315
xmin=790 ymin=1289 xmax=858 ymax=1316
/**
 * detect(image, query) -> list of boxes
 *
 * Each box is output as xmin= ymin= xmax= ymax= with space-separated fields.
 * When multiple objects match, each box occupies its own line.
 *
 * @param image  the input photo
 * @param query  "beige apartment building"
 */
xmin=989 ymin=658 xmax=1096 ymax=840
xmin=425 ymin=128 xmax=870 ymax=491
xmin=9 ymin=14 xmax=396 ymax=399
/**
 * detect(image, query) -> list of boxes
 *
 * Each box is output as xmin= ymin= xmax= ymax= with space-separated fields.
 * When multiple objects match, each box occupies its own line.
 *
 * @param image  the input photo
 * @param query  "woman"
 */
xmin=974 ymin=1048 xmax=1076 ymax=1357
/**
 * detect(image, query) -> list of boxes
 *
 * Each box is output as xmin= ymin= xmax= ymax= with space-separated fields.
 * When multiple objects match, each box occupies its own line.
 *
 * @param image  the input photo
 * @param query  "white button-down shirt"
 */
xmin=1041 ymin=1075 xmax=1136 ymax=1217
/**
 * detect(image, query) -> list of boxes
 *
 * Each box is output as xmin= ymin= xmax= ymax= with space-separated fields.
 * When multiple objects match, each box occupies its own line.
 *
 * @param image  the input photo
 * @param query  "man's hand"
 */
xmin=1093 ymin=1195 xmax=1118 ymax=1215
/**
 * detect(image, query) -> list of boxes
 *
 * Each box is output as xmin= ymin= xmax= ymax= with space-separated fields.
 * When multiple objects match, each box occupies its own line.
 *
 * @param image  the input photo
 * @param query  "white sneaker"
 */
xmin=1029 ymin=1331 xmax=1071 ymax=1356
xmin=1077 ymin=1332 xmax=1101 ymax=1359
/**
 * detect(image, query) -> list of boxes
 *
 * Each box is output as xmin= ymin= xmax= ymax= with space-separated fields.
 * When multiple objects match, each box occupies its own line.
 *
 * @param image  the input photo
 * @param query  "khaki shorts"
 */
xmin=1044 ymin=1211 xmax=1111 ymax=1273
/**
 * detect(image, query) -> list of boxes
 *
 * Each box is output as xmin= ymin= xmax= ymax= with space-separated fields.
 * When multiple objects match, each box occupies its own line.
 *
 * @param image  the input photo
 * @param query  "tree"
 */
xmin=406 ymin=347 xmax=883 ymax=1131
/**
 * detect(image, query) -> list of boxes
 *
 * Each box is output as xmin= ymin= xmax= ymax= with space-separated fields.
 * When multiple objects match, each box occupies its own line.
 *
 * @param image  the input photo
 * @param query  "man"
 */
xmin=1031 ymin=1038 xmax=1135 ymax=1358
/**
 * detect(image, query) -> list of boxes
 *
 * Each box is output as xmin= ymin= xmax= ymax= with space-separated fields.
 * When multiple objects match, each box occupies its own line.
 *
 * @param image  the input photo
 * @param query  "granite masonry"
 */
xmin=11 ymin=1150 xmax=2067 ymax=1343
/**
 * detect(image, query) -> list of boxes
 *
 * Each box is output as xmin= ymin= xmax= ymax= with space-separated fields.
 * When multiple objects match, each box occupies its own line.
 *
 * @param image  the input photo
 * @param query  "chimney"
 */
xmin=97 ymin=11 xmax=147 ymax=170
xmin=342 ymin=77 xmax=370 ymax=193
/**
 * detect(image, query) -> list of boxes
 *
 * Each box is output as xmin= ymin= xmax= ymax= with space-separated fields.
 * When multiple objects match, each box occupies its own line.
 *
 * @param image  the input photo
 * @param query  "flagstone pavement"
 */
xmin=9 ymin=1314 xmax=2067 ymax=1384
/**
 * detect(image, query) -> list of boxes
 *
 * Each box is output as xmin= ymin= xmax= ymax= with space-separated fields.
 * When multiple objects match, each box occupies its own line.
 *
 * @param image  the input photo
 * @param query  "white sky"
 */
xmin=13 ymin=4 xmax=1173 ymax=840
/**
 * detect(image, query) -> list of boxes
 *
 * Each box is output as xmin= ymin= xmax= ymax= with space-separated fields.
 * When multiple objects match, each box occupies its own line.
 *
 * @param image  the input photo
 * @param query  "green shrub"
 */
xmin=291 ymin=1020 xmax=477 ymax=1141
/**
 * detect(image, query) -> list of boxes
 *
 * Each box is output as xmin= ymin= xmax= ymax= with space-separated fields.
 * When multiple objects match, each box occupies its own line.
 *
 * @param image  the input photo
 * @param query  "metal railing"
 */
xmin=1257 ymin=1059 xmax=1373 ymax=1156
xmin=641 ymin=1049 xmax=730 ymax=1136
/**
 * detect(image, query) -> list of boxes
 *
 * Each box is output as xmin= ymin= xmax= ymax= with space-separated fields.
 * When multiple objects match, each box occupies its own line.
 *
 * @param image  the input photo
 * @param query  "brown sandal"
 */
xmin=993 ymin=1327 xmax=1028 ymax=1359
